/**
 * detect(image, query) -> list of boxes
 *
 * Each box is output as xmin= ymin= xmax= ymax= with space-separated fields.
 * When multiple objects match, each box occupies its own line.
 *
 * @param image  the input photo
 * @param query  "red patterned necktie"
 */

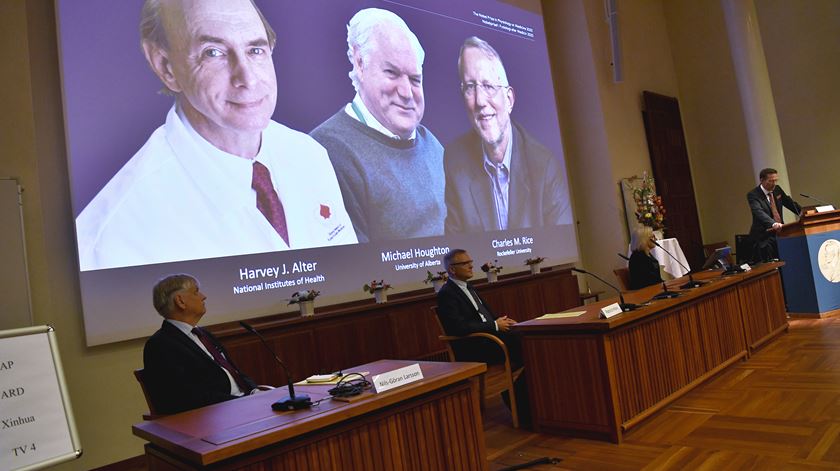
xmin=191 ymin=327 xmax=251 ymax=393
xmin=252 ymin=161 xmax=289 ymax=245
xmin=768 ymin=193 xmax=782 ymax=223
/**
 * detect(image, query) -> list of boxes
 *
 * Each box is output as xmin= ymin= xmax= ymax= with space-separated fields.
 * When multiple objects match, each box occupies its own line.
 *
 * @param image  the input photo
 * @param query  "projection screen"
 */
xmin=57 ymin=0 xmax=578 ymax=345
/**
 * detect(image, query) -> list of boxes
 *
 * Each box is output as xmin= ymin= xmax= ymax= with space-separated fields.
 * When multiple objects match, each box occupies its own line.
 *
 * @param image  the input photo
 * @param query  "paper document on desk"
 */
xmin=295 ymin=372 xmax=370 ymax=385
xmin=537 ymin=311 xmax=586 ymax=319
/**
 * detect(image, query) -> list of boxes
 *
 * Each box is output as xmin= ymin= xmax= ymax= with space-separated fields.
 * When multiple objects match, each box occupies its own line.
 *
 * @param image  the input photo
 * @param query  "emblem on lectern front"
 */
xmin=817 ymin=239 xmax=840 ymax=283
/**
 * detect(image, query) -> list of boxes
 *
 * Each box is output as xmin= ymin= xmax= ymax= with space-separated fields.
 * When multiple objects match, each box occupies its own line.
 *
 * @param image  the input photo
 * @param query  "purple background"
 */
xmin=57 ymin=0 xmax=565 ymax=214
xmin=57 ymin=0 xmax=577 ymax=346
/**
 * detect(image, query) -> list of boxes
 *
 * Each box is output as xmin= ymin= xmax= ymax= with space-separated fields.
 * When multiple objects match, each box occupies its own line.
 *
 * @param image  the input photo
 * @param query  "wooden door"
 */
xmin=642 ymin=91 xmax=704 ymax=270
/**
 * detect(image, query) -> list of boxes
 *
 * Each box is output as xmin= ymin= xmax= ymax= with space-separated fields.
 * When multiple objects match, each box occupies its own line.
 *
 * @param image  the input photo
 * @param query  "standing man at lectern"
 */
xmin=144 ymin=274 xmax=259 ymax=414
xmin=747 ymin=168 xmax=801 ymax=262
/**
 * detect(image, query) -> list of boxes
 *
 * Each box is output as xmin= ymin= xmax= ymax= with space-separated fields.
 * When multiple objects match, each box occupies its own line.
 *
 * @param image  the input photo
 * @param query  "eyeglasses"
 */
xmin=460 ymin=81 xmax=509 ymax=98
xmin=450 ymin=259 xmax=473 ymax=266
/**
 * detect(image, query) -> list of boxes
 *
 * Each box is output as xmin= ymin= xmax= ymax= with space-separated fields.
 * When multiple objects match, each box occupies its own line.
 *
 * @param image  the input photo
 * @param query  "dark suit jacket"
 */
xmin=143 ymin=321 xmax=257 ymax=415
xmin=747 ymin=185 xmax=800 ymax=260
xmin=436 ymin=279 xmax=515 ymax=364
xmin=444 ymin=122 xmax=571 ymax=233
xmin=628 ymin=250 xmax=662 ymax=290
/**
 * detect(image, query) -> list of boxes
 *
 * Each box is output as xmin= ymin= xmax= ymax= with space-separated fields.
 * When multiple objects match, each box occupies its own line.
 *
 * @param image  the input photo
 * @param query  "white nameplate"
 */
xmin=740 ymin=263 xmax=752 ymax=271
xmin=599 ymin=302 xmax=623 ymax=319
xmin=816 ymin=205 xmax=835 ymax=213
xmin=372 ymin=363 xmax=424 ymax=393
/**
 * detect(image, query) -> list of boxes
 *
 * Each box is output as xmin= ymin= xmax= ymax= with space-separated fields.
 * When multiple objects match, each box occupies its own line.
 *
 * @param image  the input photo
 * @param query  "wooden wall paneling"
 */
xmin=386 ymin=301 xmax=442 ymax=360
xmin=314 ymin=314 xmax=393 ymax=372
xmin=503 ymin=282 xmax=545 ymax=321
xmin=224 ymin=329 xmax=316 ymax=385
xmin=211 ymin=270 xmax=578 ymax=383
xmin=544 ymin=272 xmax=583 ymax=313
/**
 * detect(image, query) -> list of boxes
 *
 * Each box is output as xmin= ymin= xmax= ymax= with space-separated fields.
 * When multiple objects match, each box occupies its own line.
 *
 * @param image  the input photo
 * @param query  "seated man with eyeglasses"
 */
xmin=444 ymin=36 xmax=571 ymax=234
xmin=436 ymin=249 xmax=530 ymax=424
xmin=436 ymin=249 xmax=521 ymax=366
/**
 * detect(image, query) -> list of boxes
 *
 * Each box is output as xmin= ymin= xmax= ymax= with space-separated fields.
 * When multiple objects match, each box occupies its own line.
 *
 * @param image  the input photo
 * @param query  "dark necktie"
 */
xmin=768 ymin=193 xmax=782 ymax=224
xmin=252 ymin=161 xmax=290 ymax=245
xmin=191 ymin=327 xmax=250 ymax=393
xmin=467 ymin=285 xmax=494 ymax=322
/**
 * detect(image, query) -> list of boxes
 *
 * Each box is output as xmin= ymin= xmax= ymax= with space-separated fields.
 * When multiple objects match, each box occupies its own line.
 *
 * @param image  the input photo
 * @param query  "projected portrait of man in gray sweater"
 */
xmin=311 ymin=8 xmax=445 ymax=243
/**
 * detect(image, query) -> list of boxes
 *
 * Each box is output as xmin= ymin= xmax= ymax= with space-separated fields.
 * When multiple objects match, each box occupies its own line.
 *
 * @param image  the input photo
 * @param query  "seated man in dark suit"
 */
xmin=144 ymin=274 xmax=258 ymax=414
xmin=436 ymin=249 xmax=521 ymax=367
xmin=747 ymin=167 xmax=801 ymax=262
xmin=436 ymin=249 xmax=529 ymax=423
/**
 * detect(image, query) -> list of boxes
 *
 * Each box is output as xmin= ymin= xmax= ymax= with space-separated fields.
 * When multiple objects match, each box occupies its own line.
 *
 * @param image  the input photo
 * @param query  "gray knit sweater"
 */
xmin=310 ymin=110 xmax=445 ymax=242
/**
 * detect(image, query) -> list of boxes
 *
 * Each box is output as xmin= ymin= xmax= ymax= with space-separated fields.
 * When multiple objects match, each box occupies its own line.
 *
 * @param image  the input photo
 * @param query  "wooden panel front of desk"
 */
xmin=134 ymin=360 xmax=488 ymax=470
xmin=209 ymin=269 xmax=579 ymax=388
xmin=517 ymin=265 xmax=787 ymax=443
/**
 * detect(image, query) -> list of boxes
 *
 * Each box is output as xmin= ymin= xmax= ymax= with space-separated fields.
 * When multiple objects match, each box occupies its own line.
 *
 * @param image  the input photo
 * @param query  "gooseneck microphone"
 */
xmin=239 ymin=321 xmax=311 ymax=411
xmin=619 ymin=253 xmax=678 ymax=300
xmin=571 ymin=267 xmax=638 ymax=311
xmin=800 ymin=193 xmax=831 ymax=206
xmin=652 ymin=241 xmax=702 ymax=289
xmin=651 ymin=281 xmax=680 ymax=300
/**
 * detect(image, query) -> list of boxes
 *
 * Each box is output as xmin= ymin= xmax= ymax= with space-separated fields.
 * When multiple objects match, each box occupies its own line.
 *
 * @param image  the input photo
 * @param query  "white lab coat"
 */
xmin=76 ymin=106 xmax=357 ymax=271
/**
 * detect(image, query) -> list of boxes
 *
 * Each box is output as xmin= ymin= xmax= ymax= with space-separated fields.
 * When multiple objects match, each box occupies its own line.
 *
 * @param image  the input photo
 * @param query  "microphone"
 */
xmin=570 ymin=267 xmax=638 ymax=311
xmin=651 ymin=281 xmax=680 ymax=300
xmin=617 ymin=253 xmax=678 ymax=300
xmin=653 ymin=241 xmax=702 ymax=289
xmin=239 ymin=321 xmax=311 ymax=411
xmin=800 ymin=193 xmax=831 ymax=206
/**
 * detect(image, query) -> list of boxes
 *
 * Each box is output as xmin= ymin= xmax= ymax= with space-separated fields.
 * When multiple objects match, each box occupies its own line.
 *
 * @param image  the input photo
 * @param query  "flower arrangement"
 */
xmin=524 ymin=257 xmax=545 ymax=266
xmin=288 ymin=289 xmax=320 ymax=305
xmin=480 ymin=260 xmax=503 ymax=274
xmin=423 ymin=271 xmax=448 ymax=284
xmin=631 ymin=172 xmax=666 ymax=231
xmin=363 ymin=280 xmax=392 ymax=293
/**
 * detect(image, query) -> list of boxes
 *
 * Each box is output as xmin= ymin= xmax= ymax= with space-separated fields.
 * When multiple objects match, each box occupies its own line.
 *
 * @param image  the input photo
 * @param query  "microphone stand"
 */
xmin=651 ymin=281 xmax=680 ymax=300
xmin=571 ymin=268 xmax=638 ymax=311
xmin=800 ymin=193 xmax=831 ymax=206
xmin=239 ymin=321 xmax=311 ymax=411
xmin=619 ymin=253 xmax=678 ymax=300
xmin=653 ymin=241 xmax=703 ymax=289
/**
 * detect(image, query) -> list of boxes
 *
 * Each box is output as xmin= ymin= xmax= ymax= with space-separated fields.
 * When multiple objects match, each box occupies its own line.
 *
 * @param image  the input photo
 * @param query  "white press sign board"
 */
xmin=0 ymin=326 xmax=81 ymax=471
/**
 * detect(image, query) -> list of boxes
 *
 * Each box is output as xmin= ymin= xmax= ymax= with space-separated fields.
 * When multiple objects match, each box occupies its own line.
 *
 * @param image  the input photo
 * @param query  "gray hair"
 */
xmin=457 ymin=36 xmax=509 ymax=85
xmin=346 ymin=8 xmax=425 ymax=92
xmin=443 ymin=248 xmax=468 ymax=273
xmin=630 ymin=226 xmax=655 ymax=253
xmin=140 ymin=0 xmax=277 ymax=51
xmin=152 ymin=274 xmax=197 ymax=317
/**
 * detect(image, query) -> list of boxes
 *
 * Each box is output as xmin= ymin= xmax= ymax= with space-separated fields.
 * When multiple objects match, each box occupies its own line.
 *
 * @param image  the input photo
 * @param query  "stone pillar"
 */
xmin=721 ymin=0 xmax=790 ymax=189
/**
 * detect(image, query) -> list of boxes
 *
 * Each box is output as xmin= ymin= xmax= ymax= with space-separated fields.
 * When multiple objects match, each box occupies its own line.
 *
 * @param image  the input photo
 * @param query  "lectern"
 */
xmin=777 ymin=209 xmax=840 ymax=317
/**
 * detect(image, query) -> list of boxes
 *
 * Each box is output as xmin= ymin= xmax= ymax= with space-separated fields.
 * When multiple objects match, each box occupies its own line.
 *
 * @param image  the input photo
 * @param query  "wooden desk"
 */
xmin=515 ymin=263 xmax=787 ymax=443
xmin=133 ymin=360 xmax=488 ymax=470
